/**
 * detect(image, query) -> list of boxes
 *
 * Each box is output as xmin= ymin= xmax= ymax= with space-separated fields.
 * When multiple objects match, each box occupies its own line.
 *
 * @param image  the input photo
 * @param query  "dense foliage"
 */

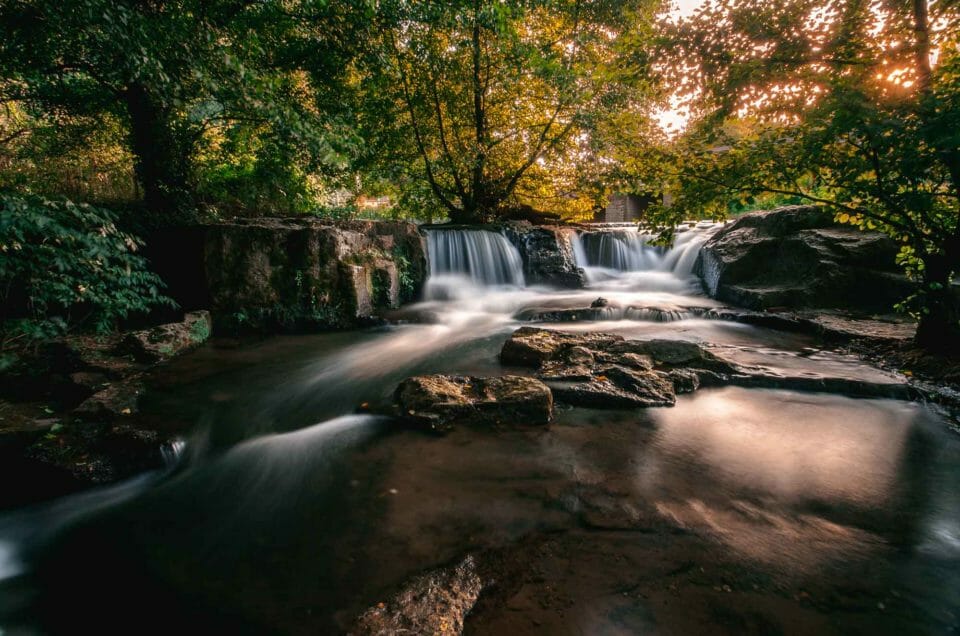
xmin=0 ymin=0 xmax=368 ymax=218
xmin=359 ymin=0 xmax=663 ymax=223
xmin=647 ymin=0 xmax=960 ymax=348
xmin=0 ymin=194 xmax=173 ymax=350
xmin=2 ymin=0 xmax=958 ymax=349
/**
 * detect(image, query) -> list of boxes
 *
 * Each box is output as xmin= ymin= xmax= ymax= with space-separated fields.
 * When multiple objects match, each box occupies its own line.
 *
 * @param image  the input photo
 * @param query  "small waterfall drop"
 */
xmin=572 ymin=223 xmax=719 ymax=278
xmin=425 ymin=229 xmax=525 ymax=287
xmin=576 ymin=231 xmax=663 ymax=271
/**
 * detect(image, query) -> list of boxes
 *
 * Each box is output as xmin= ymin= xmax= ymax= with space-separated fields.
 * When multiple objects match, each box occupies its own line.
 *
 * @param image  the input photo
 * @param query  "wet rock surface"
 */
xmin=500 ymin=327 xmax=914 ymax=405
xmin=150 ymin=218 xmax=427 ymax=331
xmin=499 ymin=327 xmax=739 ymax=408
xmin=516 ymin=303 xmax=711 ymax=323
xmin=0 ymin=313 xmax=211 ymax=501
xmin=696 ymin=205 xmax=913 ymax=311
xmin=501 ymin=223 xmax=585 ymax=288
xmin=350 ymin=555 xmax=483 ymax=636
xmin=120 ymin=310 xmax=212 ymax=362
xmin=395 ymin=374 xmax=554 ymax=431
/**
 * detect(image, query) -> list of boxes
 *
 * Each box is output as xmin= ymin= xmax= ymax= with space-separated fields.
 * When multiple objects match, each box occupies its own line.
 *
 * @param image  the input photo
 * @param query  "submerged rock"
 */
xmin=695 ymin=205 xmax=913 ymax=311
xmin=351 ymin=555 xmax=483 ymax=636
xmin=395 ymin=374 xmax=554 ymax=431
xmin=120 ymin=310 xmax=212 ymax=362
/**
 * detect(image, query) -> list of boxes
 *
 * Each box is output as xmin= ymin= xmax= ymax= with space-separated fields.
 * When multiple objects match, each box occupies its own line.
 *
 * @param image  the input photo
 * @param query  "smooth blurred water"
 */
xmin=0 ymin=223 xmax=957 ymax=635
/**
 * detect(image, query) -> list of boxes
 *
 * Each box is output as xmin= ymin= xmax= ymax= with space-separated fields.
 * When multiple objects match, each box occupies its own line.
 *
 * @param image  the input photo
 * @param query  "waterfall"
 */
xmin=425 ymin=229 xmax=525 ymax=287
xmin=572 ymin=223 xmax=720 ymax=277
xmin=576 ymin=231 xmax=664 ymax=271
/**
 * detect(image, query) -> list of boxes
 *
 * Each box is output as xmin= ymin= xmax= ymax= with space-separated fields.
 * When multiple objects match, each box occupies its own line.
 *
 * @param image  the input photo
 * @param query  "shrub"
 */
xmin=0 ymin=194 xmax=175 ymax=349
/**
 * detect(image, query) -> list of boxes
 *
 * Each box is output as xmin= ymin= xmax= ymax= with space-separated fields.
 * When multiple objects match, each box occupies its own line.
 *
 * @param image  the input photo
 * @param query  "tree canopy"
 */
xmin=358 ymin=0 xmax=662 ymax=223
xmin=2 ymin=0 xmax=960 ymax=346
xmin=648 ymin=0 xmax=960 ymax=347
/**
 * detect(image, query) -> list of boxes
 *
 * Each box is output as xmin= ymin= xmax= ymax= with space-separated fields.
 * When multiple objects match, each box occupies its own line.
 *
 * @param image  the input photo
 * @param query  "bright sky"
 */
xmin=656 ymin=0 xmax=707 ymax=133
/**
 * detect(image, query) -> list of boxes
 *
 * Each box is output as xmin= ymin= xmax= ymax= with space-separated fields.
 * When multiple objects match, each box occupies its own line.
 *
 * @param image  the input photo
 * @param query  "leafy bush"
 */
xmin=0 ymin=194 xmax=175 ymax=347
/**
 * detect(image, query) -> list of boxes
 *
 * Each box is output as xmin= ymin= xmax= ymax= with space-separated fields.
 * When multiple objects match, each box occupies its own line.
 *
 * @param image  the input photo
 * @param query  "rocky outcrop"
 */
xmin=395 ymin=375 xmax=554 ymax=431
xmin=500 ymin=327 xmax=913 ymax=404
xmin=0 ymin=312 xmax=208 ymax=495
xmin=499 ymin=327 xmax=740 ymax=408
xmin=119 ymin=310 xmax=211 ymax=362
xmin=205 ymin=218 xmax=427 ymax=329
xmin=147 ymin=218 xmax=427 ymax=331
xmin=695 ymin=205 xmax=913 ymax=311
xmin=501 ymin=223 xmax=585 ymax=288
xmin=351 ymin=556 xmax=483 ymax=636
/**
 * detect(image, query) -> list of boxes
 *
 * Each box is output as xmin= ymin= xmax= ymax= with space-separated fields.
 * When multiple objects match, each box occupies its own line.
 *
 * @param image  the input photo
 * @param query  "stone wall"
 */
xmin=147 ymin=218 xmax=427 ymax=331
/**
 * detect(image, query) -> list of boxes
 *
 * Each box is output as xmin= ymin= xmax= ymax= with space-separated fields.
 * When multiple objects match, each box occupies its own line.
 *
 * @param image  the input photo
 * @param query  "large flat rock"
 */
xmin=395 ymin=374 xmax=554 ymax=431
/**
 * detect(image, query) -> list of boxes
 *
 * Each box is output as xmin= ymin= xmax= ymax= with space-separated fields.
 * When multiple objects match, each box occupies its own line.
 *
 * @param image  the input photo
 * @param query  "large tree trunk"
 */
xmin=125 ymin=83 xmax=192 ymax=217
xmin=915 ymin=242 xmax=960 ymax=353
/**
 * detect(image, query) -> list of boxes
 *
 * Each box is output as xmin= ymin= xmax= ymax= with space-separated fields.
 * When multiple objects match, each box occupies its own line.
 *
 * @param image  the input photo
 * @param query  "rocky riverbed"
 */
xmin=1 ymin=206 xmax=958 ymax=635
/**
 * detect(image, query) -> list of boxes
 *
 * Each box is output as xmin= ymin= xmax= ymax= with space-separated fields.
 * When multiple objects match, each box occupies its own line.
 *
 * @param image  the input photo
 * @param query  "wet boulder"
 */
xmin=695 ymin=205 xmax=913 ymax=311
xmin=501 ymin=223 xmax=585 ymax=288
xmin=545 ymin=365 xmax=677 ymax=408
xmin=351 ymin=555 xmax=483 ymax=636
xmin=395 ymin=374 xmax=554 ymax=431
xmin=501 ymin=327 xmax=735 ymax=374
xmin=119 ymin=311 xmax=212 ymax=362
xmin=499 ymin=327 xmax=749 ymax=408
xmin=500 ymin=327 xmax=623 ymax=367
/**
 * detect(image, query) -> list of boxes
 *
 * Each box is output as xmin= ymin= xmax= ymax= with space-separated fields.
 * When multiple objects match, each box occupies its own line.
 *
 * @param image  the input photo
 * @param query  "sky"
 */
xmin=655 ymin=0 xmax=707 ymax=132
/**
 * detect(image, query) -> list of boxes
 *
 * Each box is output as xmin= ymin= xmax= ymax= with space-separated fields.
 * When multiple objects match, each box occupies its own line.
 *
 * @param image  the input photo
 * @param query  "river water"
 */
xmin=1 ymin=225 xmax=958 ymax=634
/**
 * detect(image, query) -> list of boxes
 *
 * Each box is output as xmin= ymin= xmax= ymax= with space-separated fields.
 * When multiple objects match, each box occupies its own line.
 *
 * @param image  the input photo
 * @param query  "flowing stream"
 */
xmin=1 ymin=225 xmax=958 ymax=634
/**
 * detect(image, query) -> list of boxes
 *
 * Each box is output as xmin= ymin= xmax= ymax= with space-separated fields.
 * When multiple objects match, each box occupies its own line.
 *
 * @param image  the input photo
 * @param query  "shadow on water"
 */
xmin=2 ymin=415 xmax=391 ymax=634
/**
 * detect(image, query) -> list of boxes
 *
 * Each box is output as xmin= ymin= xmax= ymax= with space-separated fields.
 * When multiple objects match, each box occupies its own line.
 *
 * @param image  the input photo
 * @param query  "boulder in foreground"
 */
xmin=351 ymin=556 xmax=483 ymax=636
xmin=395 ymin=375 xmax=553 ymax=431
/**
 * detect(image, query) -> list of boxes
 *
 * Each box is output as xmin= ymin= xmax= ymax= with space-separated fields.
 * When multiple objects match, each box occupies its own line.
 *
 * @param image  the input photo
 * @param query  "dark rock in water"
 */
xmin=610 ymin=339 xmax=735 ymax=373
xmin=350 ymin=555 xmax=483 ymax=636
xmin=501 ymin=223 xmax=585 ymax=288
xmin=119 ymin=310 xmax=212 ymax=362
xmin=501 ymin=328 xmax=687 ymax=408
xmin=395 ymin=374 xmax=554 ymax=431
xmin=665 ymin=368 xmax=701 ymax=394
xmin=513 ymin=305 xmax=623 ymax=323
xmin=73 ymin=376 xmax=145 ymax=420
xmin=591 ymin=297 xmax=610 ymax=308
xmin=695 ymin=205 xmax=913 ymax=311
xmin=502 ymin=327 xmax=737 ymax=375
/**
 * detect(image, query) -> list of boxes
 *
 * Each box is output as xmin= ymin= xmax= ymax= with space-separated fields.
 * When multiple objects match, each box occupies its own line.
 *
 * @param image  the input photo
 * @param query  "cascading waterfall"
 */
xmin=425 ymin=229 xmax=525 ymax=287
xmin=576 ymin=231 xmax=664 ymax=271
xmin=571 ymin=222 xmax=719 ymax=278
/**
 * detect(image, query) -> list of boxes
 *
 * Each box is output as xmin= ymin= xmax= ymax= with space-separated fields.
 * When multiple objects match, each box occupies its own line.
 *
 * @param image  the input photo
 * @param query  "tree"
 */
xmin=651 ymin=0 xmax=960 ymax=350
xmin=362 ymin=0 xmax=662 ymax=224
xmin=0 ymin=0 xmax=368 ymax=217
